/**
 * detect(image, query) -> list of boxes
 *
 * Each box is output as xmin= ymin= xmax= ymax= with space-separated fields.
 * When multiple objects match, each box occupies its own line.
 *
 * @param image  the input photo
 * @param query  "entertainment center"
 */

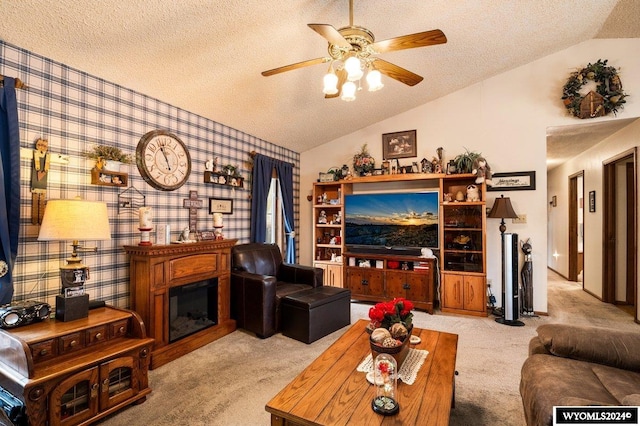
xmin=312 ymin=173 xmax=487 ymax=316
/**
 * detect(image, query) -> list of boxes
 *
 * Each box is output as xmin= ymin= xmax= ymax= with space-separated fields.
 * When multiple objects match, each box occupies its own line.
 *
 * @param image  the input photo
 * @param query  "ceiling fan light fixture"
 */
xmin=341 ymin=81 xmax=357 ymax=101
xmin=344 ymin=56 xmax=363 ymax=81
xmin=366 ymin=68 xmax=383 ymax=92
xmin=323 ymin=71 xmax=339 ymax=95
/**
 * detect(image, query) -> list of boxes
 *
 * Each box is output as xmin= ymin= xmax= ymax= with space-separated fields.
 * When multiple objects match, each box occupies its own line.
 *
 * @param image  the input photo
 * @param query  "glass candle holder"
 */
xmin=371 ymin=353 xmax=399 ymax=415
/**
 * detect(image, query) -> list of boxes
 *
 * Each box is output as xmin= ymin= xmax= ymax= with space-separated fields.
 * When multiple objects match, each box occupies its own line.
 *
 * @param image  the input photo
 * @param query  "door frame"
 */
xmin=568 ymin=171 xmax=583 ymax=283
xmin=602 ymin=148 xmax=637 ymax=322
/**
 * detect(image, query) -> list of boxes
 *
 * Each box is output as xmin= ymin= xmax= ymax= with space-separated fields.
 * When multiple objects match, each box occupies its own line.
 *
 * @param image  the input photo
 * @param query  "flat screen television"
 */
xmin=344 ymin=191 xmax=439 ymax=255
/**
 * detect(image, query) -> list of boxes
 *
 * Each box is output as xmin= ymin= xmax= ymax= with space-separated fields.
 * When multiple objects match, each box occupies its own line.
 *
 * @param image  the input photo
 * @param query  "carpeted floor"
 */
xmin=99 ymin=270 xmax=637 ymax=425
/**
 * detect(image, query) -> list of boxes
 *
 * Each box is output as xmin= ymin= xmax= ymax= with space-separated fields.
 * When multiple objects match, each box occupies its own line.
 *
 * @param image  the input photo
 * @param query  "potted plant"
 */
xmin=452 ymin=148 xmax=481 ymax=174
xmin=84 ymin=144 xmax=133 ymax=172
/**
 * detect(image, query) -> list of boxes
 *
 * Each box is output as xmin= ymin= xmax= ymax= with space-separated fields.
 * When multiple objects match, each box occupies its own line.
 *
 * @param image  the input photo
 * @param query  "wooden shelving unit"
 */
xmin=91 ymin=168 xmax=128 ymax=187
xmin=309 ymin=172 xmax=487 ymax=316
xmin=204 ymin=171 xmax=244 ymax=188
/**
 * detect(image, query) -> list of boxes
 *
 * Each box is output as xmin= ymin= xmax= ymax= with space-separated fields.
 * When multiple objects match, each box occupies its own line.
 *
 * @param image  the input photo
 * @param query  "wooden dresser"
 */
xmin=0 ymin=306 xmax=154 ymax=426
xmin=124 ymin=240 xmax=237 ymax=369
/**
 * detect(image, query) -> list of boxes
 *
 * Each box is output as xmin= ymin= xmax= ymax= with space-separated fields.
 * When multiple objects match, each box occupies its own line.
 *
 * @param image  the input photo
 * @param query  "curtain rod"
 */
xmin=0 ymin=75 xmax=28 ymax=89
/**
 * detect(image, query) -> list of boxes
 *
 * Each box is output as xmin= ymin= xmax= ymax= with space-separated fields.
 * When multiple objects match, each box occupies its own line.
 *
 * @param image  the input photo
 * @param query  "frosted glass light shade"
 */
xmin=341 ymin=81 xmax=357 ymax=101
xmin=322 ymin=72 xmax=339 ymax=95
xmin=345 ymin=56 xmax=363 ymax=81
xmin=367 ymin=69 xmax=384 ymax=91
xmin=38 ymin=199 xmax=112 ymax=242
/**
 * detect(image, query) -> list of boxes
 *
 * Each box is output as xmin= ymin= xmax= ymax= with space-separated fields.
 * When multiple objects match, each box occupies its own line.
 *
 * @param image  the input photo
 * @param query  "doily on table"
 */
xmin=356 ymin=348 xmax=429 ymax=385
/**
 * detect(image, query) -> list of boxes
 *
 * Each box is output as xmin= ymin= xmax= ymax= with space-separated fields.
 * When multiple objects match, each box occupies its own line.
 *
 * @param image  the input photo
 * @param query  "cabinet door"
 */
xmin=327 ymin=264 xmax=343 ymax=287
xmin=385 ymin=271 xmax=428 ymax=302
xmin=442 ymin=274 xmax=463 ymax=310
xmin=463 ymin=275 xmax=485 ymax=312
xmin=99 ymin=356 xmax=139 ymax=410
xmin=346 ymin=268 xmax=383 ymax=296
xmin=50 ymin=366 xmax=99 ymax=426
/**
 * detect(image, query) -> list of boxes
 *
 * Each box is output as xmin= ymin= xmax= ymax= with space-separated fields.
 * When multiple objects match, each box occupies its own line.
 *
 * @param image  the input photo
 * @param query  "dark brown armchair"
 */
xmin=231 ymin=243 xmax=323 ymax=338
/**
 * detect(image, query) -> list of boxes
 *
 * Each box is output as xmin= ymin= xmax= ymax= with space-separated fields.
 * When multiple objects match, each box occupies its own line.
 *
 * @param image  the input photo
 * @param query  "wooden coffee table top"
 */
xmin=266 ymin=319 xmax=458 ymax=426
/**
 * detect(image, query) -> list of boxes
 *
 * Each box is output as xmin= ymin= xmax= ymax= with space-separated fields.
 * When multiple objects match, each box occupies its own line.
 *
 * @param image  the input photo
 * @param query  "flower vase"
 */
xmin=370 ymin=325 xmax=412 ymax=368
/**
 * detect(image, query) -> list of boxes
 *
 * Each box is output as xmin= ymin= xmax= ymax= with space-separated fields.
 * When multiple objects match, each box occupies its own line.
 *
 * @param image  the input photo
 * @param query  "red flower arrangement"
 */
xmin=368 ymin=298 xmax=414 ymax=331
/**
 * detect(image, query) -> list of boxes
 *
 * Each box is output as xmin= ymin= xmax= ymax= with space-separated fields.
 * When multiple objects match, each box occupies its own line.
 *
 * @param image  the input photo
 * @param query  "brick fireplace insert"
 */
xmin=124 ymin=240 xmax=237 ymax=369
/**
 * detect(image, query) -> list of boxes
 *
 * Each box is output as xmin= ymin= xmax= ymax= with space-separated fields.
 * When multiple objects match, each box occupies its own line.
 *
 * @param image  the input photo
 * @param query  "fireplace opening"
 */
xmin=169 ymin=278 xmax=218 ymax=343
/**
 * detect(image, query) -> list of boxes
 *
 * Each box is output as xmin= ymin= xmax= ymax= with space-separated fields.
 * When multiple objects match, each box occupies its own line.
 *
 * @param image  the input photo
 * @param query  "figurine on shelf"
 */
xmin=334 ymin=211 xmax=342 ymax=224
xmin=179 ymin=227 xmax=190 ymax=242
xmin=318 ymin=210 xmax=328 ymax=224
xmin=322 ymin=192 xmax=328 ymax=204
xmin=466 ymin=184 xmax=480 ymax=202
xmin=205 ymin=158 xmax=217 ymax=172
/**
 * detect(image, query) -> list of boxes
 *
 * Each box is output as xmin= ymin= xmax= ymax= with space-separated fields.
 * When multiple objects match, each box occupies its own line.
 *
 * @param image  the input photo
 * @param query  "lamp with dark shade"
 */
xmin=38 ymin=198 xmax=111 ymax=321
xmin=488 ymin=194 xmax=519 ymax=233
xmin=488 ymin=195 xmax=523 ymax=326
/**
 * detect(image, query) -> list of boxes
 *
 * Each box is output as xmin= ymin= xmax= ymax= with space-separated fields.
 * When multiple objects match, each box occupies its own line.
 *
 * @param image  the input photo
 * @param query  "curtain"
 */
xmin=0 ymin=77 xmax=21 ymax=304
xmin=274 ymin=161 xmax=295 ymax=263
xmin=250 ymin=154 xmax=296 ymax=263
xmin=250 ymin=154 xmax=276 ymax=243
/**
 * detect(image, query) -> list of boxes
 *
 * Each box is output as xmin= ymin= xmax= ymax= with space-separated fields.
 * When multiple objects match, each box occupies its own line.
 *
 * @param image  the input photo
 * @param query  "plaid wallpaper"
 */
xmin=0 ymin=41 xmax=300 ymax=309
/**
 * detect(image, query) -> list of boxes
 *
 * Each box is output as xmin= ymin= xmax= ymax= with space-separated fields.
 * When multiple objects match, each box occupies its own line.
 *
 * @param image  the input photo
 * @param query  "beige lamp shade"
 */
xmin=38 ymin=198 xmax=111 ymax=242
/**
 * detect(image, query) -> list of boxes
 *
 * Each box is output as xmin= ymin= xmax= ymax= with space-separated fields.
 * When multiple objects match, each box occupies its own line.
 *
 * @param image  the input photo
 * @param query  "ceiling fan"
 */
xmin=261 ymin=0 xmax=447 ymax=100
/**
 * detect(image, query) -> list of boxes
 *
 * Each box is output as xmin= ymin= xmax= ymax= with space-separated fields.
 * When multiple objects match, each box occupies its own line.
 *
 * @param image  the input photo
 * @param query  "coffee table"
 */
xmin=266 ymin=319 xmax=458 ymax=425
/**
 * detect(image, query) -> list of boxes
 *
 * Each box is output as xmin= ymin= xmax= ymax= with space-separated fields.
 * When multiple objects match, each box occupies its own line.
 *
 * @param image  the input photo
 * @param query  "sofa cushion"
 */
xmin=592 ymin=364 xmax=640 ymax=403
xmin=520 ymin=354 xmax=619 ymax=426
xmin=622 ymin=394 xmax=640 ymax=406
xmin=536 ymin=324 xmax=640 ymax=372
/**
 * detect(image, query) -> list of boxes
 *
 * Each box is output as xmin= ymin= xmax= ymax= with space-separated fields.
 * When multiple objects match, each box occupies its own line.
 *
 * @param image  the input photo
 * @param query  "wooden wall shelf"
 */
xmin=204 ymin=171 xmax=244 ymax=188
xmin=91 ymin=168 xmax=128 ymax=187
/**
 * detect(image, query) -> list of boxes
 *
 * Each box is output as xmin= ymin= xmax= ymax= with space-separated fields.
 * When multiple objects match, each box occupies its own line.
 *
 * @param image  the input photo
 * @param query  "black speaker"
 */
xmin=55 ymin=294 xmax=89 ymax=322
xmin=496 ymin=233 xmax=524 ymax=326
xmin=0 ymin=300 xmax=51 ymax=329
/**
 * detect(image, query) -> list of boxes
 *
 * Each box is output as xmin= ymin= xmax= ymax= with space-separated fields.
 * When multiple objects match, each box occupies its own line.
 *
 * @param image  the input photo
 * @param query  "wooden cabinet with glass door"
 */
xmin=312 ymin=182 xmax=351 ymax=287
xmin=440 ymin=175 xmax=487 ymax=316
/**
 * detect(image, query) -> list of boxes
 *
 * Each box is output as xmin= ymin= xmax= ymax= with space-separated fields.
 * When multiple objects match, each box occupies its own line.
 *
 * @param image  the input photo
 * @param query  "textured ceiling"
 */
xmin=0 ymin=0 xmax=638 ymax=157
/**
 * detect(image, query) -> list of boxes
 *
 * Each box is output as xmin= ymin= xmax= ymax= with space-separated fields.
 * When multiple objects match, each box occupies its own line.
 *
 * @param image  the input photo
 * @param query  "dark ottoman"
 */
xmin=281 ymin=286 xmax=351 ymax=344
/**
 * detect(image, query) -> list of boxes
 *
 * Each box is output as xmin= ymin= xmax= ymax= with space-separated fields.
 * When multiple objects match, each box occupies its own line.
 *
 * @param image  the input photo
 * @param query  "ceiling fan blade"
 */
xmin=308 ymin=24 xmax=351 ymax=48
xmin=370 ymin=29 xmax=447 ymax=54
xmin=374 ymin=59 xmax=423 ymax=86
xmin=262 ymin=57 xmax=328 ymax=77
xmin=325 ymin=68 xmax=347 ymax=99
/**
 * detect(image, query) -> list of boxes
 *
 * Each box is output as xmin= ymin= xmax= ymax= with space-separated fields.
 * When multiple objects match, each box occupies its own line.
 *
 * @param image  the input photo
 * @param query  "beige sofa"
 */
xmin=520 ymin=323 xmax=640 ymax=426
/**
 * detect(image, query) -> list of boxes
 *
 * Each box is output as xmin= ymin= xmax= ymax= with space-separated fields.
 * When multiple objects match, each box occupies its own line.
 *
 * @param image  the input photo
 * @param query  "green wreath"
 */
xmin=562 ymin=59 xmax=627 ymax=118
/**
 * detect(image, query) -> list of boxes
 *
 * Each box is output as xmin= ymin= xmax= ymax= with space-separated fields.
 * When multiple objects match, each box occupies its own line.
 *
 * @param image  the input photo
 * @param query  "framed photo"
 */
xmin=209 ymin=197 xmax=233 ymax=214
xmin=382 ymin=130 xmax=417 ymax=159
xmin=589 ymin=191 xmax=596 ymax=212
xmin=488 ymin=171 xmax=536 ymax=191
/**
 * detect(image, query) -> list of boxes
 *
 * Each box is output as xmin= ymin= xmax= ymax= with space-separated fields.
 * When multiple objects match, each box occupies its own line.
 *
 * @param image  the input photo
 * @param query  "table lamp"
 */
xmin=38 ymin=198 xmax=111 ymax=321
xmin=488 ymin=195 xmax=523 ymax=326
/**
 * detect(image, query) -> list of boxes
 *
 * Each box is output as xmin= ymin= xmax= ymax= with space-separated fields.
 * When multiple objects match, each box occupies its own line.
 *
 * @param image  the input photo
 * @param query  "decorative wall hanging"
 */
xmin=562 ymin=59 xmax=627 ymax=119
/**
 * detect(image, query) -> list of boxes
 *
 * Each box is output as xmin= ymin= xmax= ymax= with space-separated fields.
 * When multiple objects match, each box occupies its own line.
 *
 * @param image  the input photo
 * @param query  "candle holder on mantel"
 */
xmin=138 ymin=207 xmax=153 ymax=246
xmin=139 ymin=227 xmax=153 ymax=246
xmin=212 ymin=212 xmax=224 ymax=240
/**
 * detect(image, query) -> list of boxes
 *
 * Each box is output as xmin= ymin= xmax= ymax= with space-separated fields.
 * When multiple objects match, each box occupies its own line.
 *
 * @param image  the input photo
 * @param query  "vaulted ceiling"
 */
xmin=1 ymin=0 xmax=639 ymax=156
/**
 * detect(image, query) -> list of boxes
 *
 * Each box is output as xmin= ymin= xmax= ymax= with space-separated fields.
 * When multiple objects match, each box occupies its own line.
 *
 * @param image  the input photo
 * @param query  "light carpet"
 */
xmin=99 ymin=270 xmax=637 ymax=425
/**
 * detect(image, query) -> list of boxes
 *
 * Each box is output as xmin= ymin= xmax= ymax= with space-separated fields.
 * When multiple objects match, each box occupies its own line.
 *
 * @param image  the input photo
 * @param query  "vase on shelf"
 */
xmin=353 ymin=144 xmax=375 ymax=177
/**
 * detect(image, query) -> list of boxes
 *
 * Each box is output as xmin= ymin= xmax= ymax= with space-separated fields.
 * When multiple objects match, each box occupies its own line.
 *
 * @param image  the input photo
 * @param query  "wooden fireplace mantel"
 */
xmin=124 ymin=240 xmax=237 ymax=369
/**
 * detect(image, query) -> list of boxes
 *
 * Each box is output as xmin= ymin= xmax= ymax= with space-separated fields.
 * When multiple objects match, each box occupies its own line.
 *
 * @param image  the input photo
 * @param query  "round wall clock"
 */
xmin=136 ymin=130 xmax=191 ymax=191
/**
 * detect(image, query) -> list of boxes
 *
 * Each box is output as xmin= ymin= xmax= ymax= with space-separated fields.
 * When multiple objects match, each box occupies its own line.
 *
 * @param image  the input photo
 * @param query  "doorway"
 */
xmin=568 ymin=172 xmax=584 ymax=284
xmin=602 ymin=148 xmax=637 ymax=320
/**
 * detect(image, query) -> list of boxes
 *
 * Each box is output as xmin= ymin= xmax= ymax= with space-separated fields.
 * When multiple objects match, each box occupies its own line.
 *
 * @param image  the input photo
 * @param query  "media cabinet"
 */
xmin=313 ymin=173 xmax=487 ymax=316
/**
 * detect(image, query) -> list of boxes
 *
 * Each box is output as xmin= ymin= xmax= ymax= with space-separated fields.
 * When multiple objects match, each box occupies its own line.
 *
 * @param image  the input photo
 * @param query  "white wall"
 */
xmin=300 ymin=38 xmax=640 ymax=314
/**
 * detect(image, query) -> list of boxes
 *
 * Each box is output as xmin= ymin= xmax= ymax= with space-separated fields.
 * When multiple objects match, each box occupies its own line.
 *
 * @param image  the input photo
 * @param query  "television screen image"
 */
xmin=344 ymin=191 xmax=439 ymax=251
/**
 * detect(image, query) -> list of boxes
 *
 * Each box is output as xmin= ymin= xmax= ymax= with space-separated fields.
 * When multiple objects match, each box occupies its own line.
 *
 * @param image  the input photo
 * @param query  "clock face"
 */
xmin=136 ymin=130 xmax=191 ymax=191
